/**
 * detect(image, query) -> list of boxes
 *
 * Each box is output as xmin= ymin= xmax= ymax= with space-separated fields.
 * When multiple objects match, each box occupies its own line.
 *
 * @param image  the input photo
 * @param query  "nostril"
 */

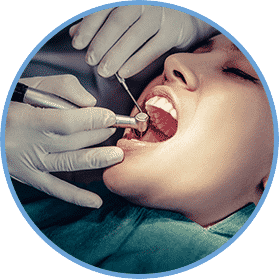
xmin=173 ymin=70 xmax=187 ymax=84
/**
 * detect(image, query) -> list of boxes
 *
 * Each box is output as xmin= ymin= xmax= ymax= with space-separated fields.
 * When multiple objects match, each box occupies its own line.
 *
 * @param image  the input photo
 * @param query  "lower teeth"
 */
xmin=132 ymin=123 xmax=172 ymax=142
xmin=129 ymin=114 xmax=177 ymax=142
xmin=133 ymin=128 xmax=147 ymax=139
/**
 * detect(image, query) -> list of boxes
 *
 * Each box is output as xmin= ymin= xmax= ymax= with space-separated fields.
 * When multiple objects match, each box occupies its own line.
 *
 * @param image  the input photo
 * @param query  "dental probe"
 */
xmin=11 ymin=82 xmax=149 ymax=132
xmin=115 ymin=73 xmax=143 ymax=113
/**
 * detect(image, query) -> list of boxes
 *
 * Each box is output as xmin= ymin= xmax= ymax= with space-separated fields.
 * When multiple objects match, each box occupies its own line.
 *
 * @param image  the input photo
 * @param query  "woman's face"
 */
xmin=103 ymin=35 xmax=273 ymax=224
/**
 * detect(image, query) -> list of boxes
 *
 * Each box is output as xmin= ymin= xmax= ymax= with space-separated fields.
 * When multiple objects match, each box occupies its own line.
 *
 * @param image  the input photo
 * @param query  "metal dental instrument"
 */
xmin=11 ymin=82 xmax=149 ymax=133
xmin=115 ymin=73 xmax=149 ymax=133
xmin=113 ymin=112 xmax=149 ymax=133
xmin=11 ymin=83 xmax=79 ymax=109
xmin=115 ymin=73 xmax=143 ymax=113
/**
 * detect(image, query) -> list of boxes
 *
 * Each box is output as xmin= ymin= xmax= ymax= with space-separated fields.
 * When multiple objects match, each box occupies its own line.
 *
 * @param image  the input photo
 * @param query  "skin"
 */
xmin=103 ymin=35 xmax=274 ymax=227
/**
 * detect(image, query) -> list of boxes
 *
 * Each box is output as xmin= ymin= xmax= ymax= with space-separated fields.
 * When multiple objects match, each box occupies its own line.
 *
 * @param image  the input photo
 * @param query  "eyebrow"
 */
xmin=210 ymin=38 xmax=241 ymax=53
xmin=191 ymin=37 xmax=241 ymax=54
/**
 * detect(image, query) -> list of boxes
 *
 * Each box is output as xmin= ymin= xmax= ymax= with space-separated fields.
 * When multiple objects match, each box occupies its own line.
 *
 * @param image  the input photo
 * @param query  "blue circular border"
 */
xmin=1 ymin=1 xmax=278 ymax=278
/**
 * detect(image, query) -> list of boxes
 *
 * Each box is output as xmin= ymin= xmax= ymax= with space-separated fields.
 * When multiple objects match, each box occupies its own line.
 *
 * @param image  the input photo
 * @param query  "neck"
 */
xmin=177 ymin=183 xmax=263 ymax=227
xmin=179 ymin=196 xmax=254 ymax=227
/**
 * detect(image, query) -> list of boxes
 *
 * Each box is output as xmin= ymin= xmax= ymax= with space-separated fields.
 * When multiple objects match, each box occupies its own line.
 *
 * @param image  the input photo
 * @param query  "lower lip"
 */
xmin=116 ymin=138 xmax=152 ymax=152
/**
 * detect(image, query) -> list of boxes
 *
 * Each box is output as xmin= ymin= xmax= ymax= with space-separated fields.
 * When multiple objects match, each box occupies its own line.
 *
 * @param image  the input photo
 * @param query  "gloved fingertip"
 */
xmin=108 ymin=127 xmax=117 ymax=134
xmin=69 ymin=26 xmax=75 ymax=37
xmin=72 ymin=36 xmax=83 ymax=50
xmin=104 ymin=113 xmax=116 ymax=127
xmin=93 ymin=197 xmax=103 ymax=209
xmin=84 ymin=96 xmax=97 ymax=107
xmin=86 ymin=52 xmax=98 ymax=66
xmin=118 ymin=68 xmax=131 ymax=79
xmin=78 ymin=190 xmax=103 ymax=208
xmin=87 ymin=196 xmax=103 ymax=209
xmin=91 ymin=98 xmax=97 ymax=107
xmin=108 ymin=147 xmax=124 ymax=164
xmin=98 ymin=64 xmax=112 ymax=78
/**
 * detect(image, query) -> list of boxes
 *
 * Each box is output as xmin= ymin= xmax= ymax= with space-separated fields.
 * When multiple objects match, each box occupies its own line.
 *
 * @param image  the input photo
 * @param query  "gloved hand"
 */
xmin=70 ymin=6 xmax=216 ymax=78
xmin=5 ymin=75 xmax=124 ymax=208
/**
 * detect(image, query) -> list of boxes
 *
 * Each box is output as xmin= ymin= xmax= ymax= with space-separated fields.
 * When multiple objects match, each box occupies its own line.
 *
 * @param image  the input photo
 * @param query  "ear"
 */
xmin=252 ymin=175 xmax=269 ymax=205
xmin=261 ymin=175 xmax=269 ymax=189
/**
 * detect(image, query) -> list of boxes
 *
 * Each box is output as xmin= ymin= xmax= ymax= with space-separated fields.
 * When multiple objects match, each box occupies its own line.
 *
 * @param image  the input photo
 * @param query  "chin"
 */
xmin=103 ymin=152 xmax=167 ymax=200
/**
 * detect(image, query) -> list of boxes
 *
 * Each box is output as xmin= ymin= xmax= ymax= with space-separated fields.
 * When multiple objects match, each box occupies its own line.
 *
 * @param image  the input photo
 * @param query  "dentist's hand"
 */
xmin=70 ymin=6 xmax=216 ymax=78
xmin=5 ymin=75 xmax=124 ymax=208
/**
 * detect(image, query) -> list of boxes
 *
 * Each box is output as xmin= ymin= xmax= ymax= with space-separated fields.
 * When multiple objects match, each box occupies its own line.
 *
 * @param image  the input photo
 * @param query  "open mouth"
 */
xmin=123 ymin=95 xmax=178 ymax=143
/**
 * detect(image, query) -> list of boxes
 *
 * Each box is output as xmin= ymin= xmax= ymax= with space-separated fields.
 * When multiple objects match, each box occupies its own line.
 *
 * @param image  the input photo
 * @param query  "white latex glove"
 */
xmin=5 ymin=75 xmax=124 ymax=208
xmin=70 ymin=6 xmax=216 ymax=78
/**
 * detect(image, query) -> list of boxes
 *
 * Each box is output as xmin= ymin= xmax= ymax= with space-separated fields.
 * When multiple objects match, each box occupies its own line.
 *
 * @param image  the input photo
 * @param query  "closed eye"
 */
xmin=222 ymin=67 xmax=259 ymax=84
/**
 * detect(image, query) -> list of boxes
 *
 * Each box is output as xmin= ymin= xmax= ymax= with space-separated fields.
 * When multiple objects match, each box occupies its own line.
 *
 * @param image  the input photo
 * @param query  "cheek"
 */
xmin=173 ymin=88 xmax=271 ymax=182
xmin=234 ymin=97 xmax=273 ymax=176
xmin=204 ymin=90 xmax=272 ymax=182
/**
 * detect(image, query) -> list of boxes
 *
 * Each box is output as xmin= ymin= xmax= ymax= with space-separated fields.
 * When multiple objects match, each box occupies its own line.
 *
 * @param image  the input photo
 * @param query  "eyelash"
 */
xmin=222 ymin=67 xmax=259 ymax=84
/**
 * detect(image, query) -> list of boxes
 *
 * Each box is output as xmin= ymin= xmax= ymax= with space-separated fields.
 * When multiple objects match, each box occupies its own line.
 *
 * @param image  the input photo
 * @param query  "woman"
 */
xmin=103 ymin=34 xmax=274 ymax=227
xmin=9 ymin=33 xmax=273 ymax=274
xmin=10 ymin=35 xmax=273 ymax=273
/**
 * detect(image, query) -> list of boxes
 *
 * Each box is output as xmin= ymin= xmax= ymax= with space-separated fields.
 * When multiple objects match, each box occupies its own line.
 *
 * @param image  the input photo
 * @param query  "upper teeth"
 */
xmin=145 ymin=96 xmax=177 ymax=119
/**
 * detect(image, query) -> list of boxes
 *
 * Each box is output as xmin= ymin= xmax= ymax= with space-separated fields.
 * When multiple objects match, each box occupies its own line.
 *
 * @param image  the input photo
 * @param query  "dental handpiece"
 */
xmin=113 ymin=112 xmax=149 ymax=133
xmin=11 ymin=82 xmax=149 ymax=132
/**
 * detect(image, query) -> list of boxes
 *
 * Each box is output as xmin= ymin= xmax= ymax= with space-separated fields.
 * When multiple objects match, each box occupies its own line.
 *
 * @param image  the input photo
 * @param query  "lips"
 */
xmin=122 ymin=86 xmax=178 ymax=144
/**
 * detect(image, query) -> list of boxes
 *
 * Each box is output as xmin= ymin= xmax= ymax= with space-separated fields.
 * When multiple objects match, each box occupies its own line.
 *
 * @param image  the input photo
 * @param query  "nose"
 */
xmin=164 ymin=53 xmax=199 ymax=91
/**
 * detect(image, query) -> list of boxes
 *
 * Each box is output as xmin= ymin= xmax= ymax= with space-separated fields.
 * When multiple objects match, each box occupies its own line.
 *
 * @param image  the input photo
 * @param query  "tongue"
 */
xmin=140 ymin=125 xmax=169 ymax=142
xmin=145 ymin=105 xmax=178 ymax=138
